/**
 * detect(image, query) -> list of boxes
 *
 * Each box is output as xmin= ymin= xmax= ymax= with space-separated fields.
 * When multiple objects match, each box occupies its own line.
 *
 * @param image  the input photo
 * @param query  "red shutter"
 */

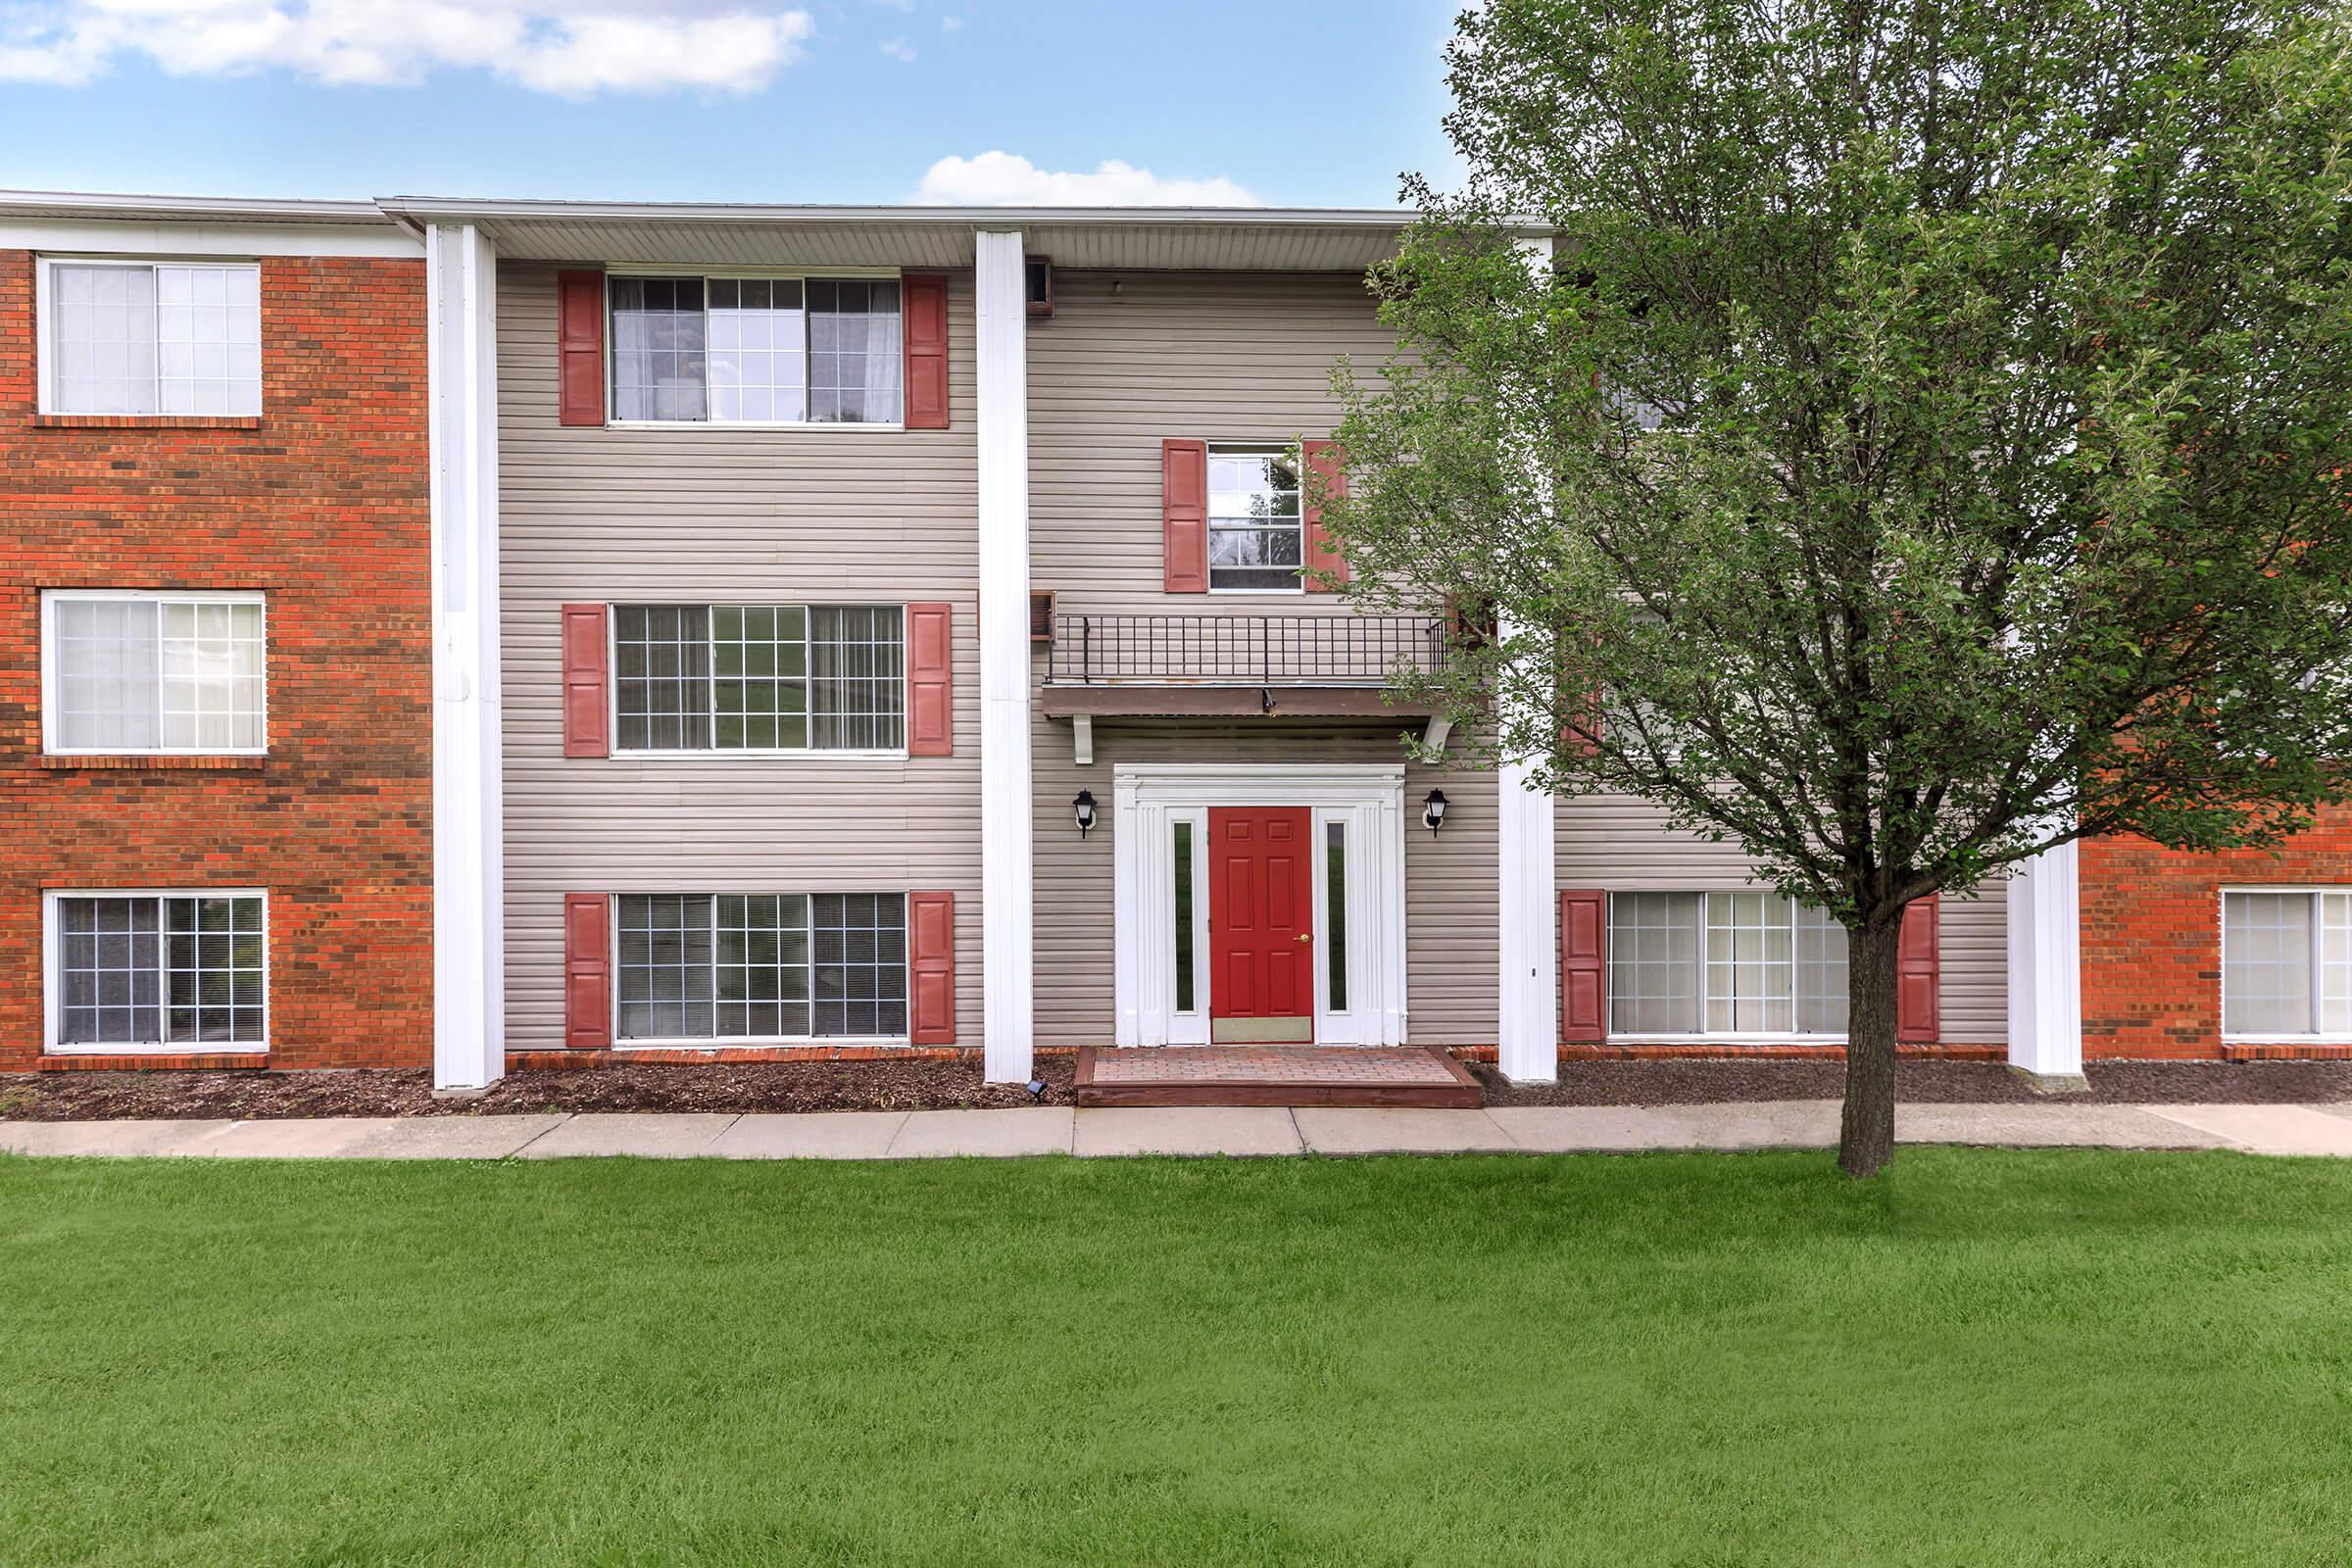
xmin=1162 ymin=438 xmax=1208 ymax=594
xmin=906 ymin=602 xmax=953 ymax=757
xmin=1301 ymin=437 xmax=1348 ymax=591
xmin=564 ymin=894 xmax=612 ymax=1049
xmin=1559 ymin=889 xmax=1607 ymax=1043
xmin=556 ymin=270 xmax=605 ymax=427
xmin=907 ymin=891 xmax=956 ymax=1045
xmin=1896 ymin=894 xmax=1940 ymax=1043
xmin=561 ymin=604 xmax=610 ymax=759
xmin=903 ymin=272 xmax=950 ymax=429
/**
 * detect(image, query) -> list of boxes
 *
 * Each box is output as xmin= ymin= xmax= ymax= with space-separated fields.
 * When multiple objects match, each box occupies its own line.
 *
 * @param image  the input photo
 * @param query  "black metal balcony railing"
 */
xmin=1045 ymin=612 xmax=1449 ymax=687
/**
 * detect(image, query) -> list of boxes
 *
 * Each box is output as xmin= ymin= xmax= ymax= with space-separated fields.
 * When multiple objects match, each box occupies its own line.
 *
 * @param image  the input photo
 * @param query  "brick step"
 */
xmin=1073 ymin=1045 xmax=1483 ymax=1109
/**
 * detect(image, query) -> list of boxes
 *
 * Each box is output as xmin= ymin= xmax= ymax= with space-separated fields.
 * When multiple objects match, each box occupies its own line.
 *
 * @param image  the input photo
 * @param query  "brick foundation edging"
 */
xmin=36 ymin=1053 xmax=270 ymax=1071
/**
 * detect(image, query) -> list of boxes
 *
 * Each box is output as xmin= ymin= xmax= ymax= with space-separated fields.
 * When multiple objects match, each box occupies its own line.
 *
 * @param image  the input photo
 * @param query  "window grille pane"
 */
xmin=1173 ymin=820 xmax=1197 ymax=1013
xmin=1609 ymin=892 xmax=1700 ymax=1034
xmin=50 ymin=264 xmax=158 ymax=416
xmin=613 ymin=606 xmax=713 ymax=751
xmin=2224 ymin=892 xmax=2315 ymax=1036
xmin=155 ymin=265 xmax=262 ymax=416
xmin=56 ymin=897 xmax=162 ymax=1046
xmin=1325 ymin=820 xmax=1348 ymax=1011
xmin=811 ymin=893 xmax=907 ymax=1037
xmin=54 ymin=598 xmax=162 ymax=751
xmin=2323 ymin=894 xmax=2352 ymax=1037
xmin=714 ymin=893 xmax=811 ymax=1038
xmin=1206 ymin=448 xmax=1304 ymax=591
xmin=159 ymin=600 xmax=266 ymax=751
xmin=1705 ymin=893 xmax=1794 ymax=1033
xmin=711 ymin=605 xmax=809 ymax=749
xmin=707 ymin=277 xmax=807 ymax=423
xmin=809 ymin=607 xmax=905 ymax=750
xmin=1794 ymin=905 xmax=1849 ymax=1035
xmin=165 ymin=895 xmax=266 ymax=1044
xmin=615 ymin=894 xmax=716 ymax=1039
xmin=807 ymin=279 xmax=903 ymax=424
xmin=611 ymin=277 xmax=708 ymax=421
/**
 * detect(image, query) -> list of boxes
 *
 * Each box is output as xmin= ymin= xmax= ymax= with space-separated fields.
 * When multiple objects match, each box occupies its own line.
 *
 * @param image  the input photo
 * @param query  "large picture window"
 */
xmin=612 ymin=604 xmax=905 ymax=754
xmin=609 ymin=275 xmax=903 ymax=425
xmin=44 ymin=592 xmax=267 ymax=755
xmin=614 ymin=892 xmax=908 ymax=1041
xmin=48 ymin=892 xmax=267 ymax=1051
xmin=1608 ymin=892 xmax=1848 ymax=1038
xmin=2224 ymin=890 xmax=2352 ymax=1039
xmin=1206 ymin=447 xmax=1303 ymax=592
xmin=42 ymin=260 xmax=262 ymax=416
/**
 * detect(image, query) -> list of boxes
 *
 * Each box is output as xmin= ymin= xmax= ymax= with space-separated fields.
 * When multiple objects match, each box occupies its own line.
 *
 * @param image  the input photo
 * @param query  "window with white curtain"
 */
xmin=609 ymin=274 xmax=903 ymax=424
xmin=1608 ymin=891 xmax=1849 ymax=1038
xmin=610 ymin=604 xmax=904 ymax=753
xmin=43 ymin=260 xmax=262 ymax=416
xmin=44 ymin=593 xmax=267 ymax=755
xmin=2224 ymin=891 xmax=2352 ymax=1038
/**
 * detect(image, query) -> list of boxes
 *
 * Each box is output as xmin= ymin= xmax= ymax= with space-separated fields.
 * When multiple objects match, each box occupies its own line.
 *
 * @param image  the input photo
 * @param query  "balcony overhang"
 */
xmin=1040 ymin=684 xmax=1436 ymax=719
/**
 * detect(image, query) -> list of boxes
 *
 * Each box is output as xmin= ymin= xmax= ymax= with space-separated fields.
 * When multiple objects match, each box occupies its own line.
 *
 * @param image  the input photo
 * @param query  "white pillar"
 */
xmin=974 ymin=230 xmax=1036 ymax=1083
xmin=426 ymin=223 xmax=505 ymax=1091
xmin=2006 ymin=842 xmax=2084 ymax=1082
xmin=1497 ymin=233 xmax=1560 ymax=1083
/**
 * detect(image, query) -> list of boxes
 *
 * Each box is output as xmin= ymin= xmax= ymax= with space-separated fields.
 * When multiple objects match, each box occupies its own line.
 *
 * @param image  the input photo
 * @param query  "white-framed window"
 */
xmin=614 ymin=892 xmax=908 ymax=1042
xmin=1608 ymin=891 xmax=1849 ymax=1039
xmin=38 ymin=258 xmax=263 ymax=416
xmin=1207 ymin=446 xmax=1304 ymax=593
xmin=44 ymin=890 xmax=268 ymax=1052
xmin=612 ymin=604 xmax=904 ymax=755
xmin=2223 ymin=889 xmax=2352 ymax=1040
xmin=608 ymin=273 xmax=904 ymax=425
xmin=41 ymin=591 xmax=267 ymax=756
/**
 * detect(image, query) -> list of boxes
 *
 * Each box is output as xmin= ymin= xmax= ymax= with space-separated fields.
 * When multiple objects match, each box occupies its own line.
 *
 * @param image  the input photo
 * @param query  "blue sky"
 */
xmin=0 ymin=0 xmax=1462 ymax=207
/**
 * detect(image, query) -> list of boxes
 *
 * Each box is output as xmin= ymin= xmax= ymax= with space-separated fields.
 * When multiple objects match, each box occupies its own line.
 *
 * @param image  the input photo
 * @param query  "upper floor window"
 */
xmin=41 ymin=260 xmax=262 ymax=416
xmin=1610 ymin=891 xmax=1849 ymax=1038
xmin=612 ymin=604 xmax=904 ymax=753
xmin=609 ymin=275 xmax=903 ymax=425
xmin=2223 ymin=890 xmax=2352 ymax=1039
xmin=1207 ymin=447 xmax=1303 ymax=592
xmin=43 ymin=592 xmax=267 ymax=756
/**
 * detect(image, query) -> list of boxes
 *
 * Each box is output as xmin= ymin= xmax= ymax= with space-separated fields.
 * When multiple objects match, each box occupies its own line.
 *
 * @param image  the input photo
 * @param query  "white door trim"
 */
xmin=1112 ymin=762 xmax=1407 ymax=1047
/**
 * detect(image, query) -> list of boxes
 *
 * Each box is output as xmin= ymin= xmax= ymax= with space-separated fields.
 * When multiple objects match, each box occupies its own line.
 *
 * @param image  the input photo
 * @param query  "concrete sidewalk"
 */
xmin=6 ymin=1101 xmax=2352 ymax=1160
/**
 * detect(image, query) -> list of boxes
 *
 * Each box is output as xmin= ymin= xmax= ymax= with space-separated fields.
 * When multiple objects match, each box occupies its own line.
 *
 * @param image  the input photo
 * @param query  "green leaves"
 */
xmin=1333 ymin=0 xmax=2352 ymax=924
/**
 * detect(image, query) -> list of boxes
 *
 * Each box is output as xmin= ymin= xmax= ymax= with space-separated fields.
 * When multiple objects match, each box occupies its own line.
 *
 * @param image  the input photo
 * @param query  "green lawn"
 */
xmin=4 ymin=1151 xmax=2352 ymax=1566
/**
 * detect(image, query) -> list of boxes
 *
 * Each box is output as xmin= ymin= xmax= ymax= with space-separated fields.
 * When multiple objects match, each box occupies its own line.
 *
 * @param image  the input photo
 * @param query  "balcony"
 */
xmin=1039 ymin=612 xmax=1450 ymax=722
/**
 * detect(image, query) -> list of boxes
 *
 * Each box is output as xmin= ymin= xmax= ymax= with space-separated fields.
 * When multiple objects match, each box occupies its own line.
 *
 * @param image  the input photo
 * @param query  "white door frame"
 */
xmin=1112 ymin=762 xmax=1407 ymax=1047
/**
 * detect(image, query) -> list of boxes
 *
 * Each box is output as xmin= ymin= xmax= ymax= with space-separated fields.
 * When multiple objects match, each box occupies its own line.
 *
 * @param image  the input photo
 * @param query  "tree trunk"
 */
xmin=1838 ymin=914 xmax=1906 ymax=1178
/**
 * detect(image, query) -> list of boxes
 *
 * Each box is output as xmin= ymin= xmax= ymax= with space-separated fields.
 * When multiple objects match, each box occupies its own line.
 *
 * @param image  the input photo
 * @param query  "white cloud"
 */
xmin=938 ymin=12 xmax=957 ymax=29
xmin=914 ymin=152 xmax=1262 ymax=208
xmin=877 ymin=33 xmax=911 ymax=62
xmin=0 ymin=0 xmax=815 ymax=93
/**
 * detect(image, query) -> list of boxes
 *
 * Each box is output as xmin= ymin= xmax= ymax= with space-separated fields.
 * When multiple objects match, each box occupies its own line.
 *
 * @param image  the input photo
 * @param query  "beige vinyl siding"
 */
xmin=1030 ymin=708 xmax=1500 ymax=1047
xmin=497 ymin=263 xmax=983 ymax=1051
xmin=1558 ymin=793 xmax=2009 ymax=1044
xmin=1028 ymin=270 xmax=1395 ymax=619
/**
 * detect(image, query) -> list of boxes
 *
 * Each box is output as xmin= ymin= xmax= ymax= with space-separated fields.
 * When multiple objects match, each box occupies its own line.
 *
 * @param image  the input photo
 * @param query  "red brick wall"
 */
xmin=0 ymin=249 xmax=431 ymax=1070
xmin=2080 ymin=808 xmax=2352 ymax=1059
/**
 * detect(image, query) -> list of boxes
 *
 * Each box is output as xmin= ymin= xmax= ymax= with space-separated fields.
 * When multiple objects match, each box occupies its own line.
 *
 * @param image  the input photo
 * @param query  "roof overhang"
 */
xmin=375 ymin=197 xmax=1540 ymax=272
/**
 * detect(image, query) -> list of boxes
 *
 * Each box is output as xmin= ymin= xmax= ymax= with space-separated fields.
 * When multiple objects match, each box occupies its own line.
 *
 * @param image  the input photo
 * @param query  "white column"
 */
xmin=974 ymin=230 xmax=1035 ymax=1083
xmin=426 ymin=222 xmax=505 ymax=1092
xmin=1497 ymin=233 xmax=1561 ymax=1082
xmin=2006 ymin=842 xmax=2084 ymax=1082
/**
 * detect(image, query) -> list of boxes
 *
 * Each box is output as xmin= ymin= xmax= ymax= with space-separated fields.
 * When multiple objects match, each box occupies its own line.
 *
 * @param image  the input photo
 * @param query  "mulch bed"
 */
xmin=3 ymin=1053 xmax=2347 ymax=1121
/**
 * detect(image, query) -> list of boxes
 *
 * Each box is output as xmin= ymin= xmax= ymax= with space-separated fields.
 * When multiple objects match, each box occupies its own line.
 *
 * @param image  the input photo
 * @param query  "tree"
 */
xmin=1326 ymin=0 xmax=2352 ymax=1175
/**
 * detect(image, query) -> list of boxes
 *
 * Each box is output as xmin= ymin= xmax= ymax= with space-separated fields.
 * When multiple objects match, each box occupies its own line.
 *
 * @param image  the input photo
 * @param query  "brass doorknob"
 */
xmin=1295 ymin=932 xmax=1312 ymax=943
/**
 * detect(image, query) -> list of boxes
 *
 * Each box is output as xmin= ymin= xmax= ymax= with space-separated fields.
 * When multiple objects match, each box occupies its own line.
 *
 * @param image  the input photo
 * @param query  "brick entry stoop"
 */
xmin=1073 ymin=1046 xmax=1483 ymax=1108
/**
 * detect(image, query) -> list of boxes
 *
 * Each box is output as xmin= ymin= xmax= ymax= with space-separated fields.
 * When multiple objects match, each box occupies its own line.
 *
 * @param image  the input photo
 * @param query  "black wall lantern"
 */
xmin=1422 ymin=788 xmax=1448 ymax=834
xmin=1073 ymin=790 xmax=1098 ymax=837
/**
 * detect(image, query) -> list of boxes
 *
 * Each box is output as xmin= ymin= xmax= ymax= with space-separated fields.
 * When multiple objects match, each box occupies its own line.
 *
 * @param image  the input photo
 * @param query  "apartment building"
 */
xmin=1 ymin=193 xmax=431 ymax=1074
xmin=5 ymin=191 xmax=2345 ymax=1085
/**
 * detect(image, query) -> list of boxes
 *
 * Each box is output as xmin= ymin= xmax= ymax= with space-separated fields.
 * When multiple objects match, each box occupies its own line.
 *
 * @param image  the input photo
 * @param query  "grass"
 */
xmin=4 ymin=1152 xmax=2352 ymax=1566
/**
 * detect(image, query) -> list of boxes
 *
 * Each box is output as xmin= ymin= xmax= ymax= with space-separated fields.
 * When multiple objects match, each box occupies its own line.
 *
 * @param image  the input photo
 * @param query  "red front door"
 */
xmin=1208 ymin=807 xmax=1315 ymax=1042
